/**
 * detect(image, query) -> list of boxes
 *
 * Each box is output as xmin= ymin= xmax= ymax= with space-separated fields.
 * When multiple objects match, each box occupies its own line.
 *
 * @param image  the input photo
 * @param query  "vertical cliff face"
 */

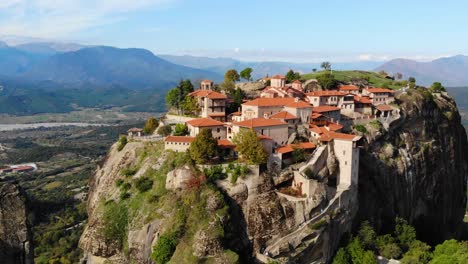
xmin=0 ymin=183 xmax=34 ymax=264
xmin=357 ymin=90 xmax=468 ymax=244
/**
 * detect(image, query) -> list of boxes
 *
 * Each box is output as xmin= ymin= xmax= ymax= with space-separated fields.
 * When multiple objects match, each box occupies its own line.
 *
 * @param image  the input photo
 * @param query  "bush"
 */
xmin=143 ymin=117 xmax=159 ymax=134
xmin=157 ymin=125 xmax=172 ymax=136
xmin=115 ymin=179 xmax=124 ymax=187
xmin=101 ymin=201 xmax=128 ymax=249
xmin=203 ymin=165 xmax=227 ymax=182
xmin=380 ymin=243 xmax=402 ymax=259
xmin=173 ymin=124 xmax=189 ymax=136
xmin=117 ymin=135 xmax=127 ymax=151
xmin=310 ymin=219 xmax=327 ymax=230
xmin=121 ymin=167 xmax=138 ymax=177
xmin=120 ymin=192 xmax=130 ymax=200
xmin=151 ymin=233 xmax=178 ymax=264
xmin=354 ymin=124 xmax=367 ymax=133
xmin=134 ymin=177 xmax=153 ymax=193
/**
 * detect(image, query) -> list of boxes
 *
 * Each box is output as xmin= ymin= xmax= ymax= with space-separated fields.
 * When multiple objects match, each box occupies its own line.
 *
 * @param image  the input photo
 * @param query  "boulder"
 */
xmin=165 ymin=165 xmax=195 ymax=190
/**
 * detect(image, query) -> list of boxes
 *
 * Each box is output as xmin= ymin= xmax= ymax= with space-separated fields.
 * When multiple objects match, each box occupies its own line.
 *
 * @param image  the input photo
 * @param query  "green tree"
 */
xmin=347 ymin=238 xmax=376 ymax=264
xmin=395 ymin=217 xmax=416 ymax=250
xmin=157 ymin=125 xmax=172 ymax=136
xmin=228 ymin=88 xmax=246 ymax=113
xmin=143 ymin=117 xmax=159 ymax=134
xmin=408 ymin=77 xmax=416 ymax=88
xmin=189 ymin=128 xmax=219 ymax=164
xmin=233 ymin=129 xmax=268 ymax=165
xmin=429 ymin=82 xmax=446 ymax=93
xmin=165 ymin=88 xmax=180 ymax=109
xmin=431 ymin=240 xmax=468 ymax=264
xmin=285 ymin=69 xmax=301 ymax=83
xmin=101 ymin=201 xmax=128 ymax=249
xmin=134 ymin=177 xmax=153 ymax=193
xmin=240 ymin=67 xmax=253 ymax=81
xmin=117 ymin=135 xmax=127 ymax=151
xmin=292 ymin=147 xmax=306 ymax=163
xmin=225 ymin=69 xmax=240 ymax=83
xmin=380 ymin=243 xmax=402 ymax=260
xmin=165 ymin=80 xmax=194 ymax=113
xmin=181 ymin=96 xmax=198 ymax=115
xmin=358 ymin=221 xmax=376 ymax=250
xmin=151 ymin=233 xmax=178 ymax=264
xmin=173 ymin=124 xmax=189 ymax=136
xmin=321 ymin=61 xmax=331 ymax=70
xmin=401 ymin=240 xmax=432 ymax=264
xmin=317 ymin=72 xmax=338 ymax=90
xmin=333 ymin=247 xmax=350 ymax=264
xmin=221 ymin=80 xmax=236 ymax=93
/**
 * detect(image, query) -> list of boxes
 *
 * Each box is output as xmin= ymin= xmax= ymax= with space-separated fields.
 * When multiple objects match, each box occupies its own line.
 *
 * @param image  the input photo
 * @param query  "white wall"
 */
xmin=333 ymin=139 xmax=359 ymax=188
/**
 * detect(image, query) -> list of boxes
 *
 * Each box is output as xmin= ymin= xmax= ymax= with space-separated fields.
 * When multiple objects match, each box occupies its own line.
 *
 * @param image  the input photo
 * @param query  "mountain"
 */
xmin=375 ymin=55 xmax=468 ymax=86
xmin=159 ymin=54 xmax=384 ymax=79
xmin=14 ymin=42 xmax=85 ymax=55
xmin=0 ymin=44 xmax=48 ymax=75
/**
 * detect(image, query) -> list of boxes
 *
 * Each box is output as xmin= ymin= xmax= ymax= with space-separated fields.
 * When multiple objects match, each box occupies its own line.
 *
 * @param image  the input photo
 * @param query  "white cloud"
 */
xmin=0 ymin=0 xmax=176 ymax=38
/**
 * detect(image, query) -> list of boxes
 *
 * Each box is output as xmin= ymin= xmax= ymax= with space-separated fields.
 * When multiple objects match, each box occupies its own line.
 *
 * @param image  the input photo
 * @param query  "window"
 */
xmin=343 ymin=150 xmax=346 ymax=155
xmin=217 ymin=128 xmax=220 ymax=133
xmin=345 ymin=161 xmax=348 ymax=165
xmin=261 ymin=129 xmax=264 ymax=135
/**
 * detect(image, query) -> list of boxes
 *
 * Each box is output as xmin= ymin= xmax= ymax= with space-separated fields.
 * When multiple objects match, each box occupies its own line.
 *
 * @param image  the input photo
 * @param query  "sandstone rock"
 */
xmin=165 ymin=165 xmax=195 ymax=190
xmin=193 ymin=229 xmax=222 ymax=258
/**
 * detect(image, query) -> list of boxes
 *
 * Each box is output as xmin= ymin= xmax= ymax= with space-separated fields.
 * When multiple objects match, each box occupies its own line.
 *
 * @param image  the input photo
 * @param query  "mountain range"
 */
xmin=375 ymin=55 xmax=468 ymax=86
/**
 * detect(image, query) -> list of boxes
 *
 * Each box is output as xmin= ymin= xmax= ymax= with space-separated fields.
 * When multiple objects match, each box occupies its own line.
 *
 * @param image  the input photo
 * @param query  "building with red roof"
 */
xmin=164 ymin=136 xmax=195 ymax=152
xmin=188 ymin=81 xmax=228 ymax=121
xmin=232 ymin=118 xmax=289 ymax=146
xmin=362 ymin=88 xmax=395 ymax=106
xmin=186 ymin=118 xmax=227 ymax=139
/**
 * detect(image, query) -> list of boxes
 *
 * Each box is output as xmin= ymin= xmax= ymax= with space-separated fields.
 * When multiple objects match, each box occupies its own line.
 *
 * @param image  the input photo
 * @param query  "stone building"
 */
xmin=186 ymin=118 xmax=227 ymax=139
xmin=232 ymin=118 xmax=289 ymax=146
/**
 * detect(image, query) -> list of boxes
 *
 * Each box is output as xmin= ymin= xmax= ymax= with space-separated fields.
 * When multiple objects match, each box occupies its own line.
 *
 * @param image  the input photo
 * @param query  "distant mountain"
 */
xmin=0 ymin=45 xmax=48 ymax=75
xmin=18 ymin=46 xmax=221 ymax=89
xmin=14 ymin=42 xmax=85 ymax=55
xmin=159 ymin=54 xmax=384 ymax=78
xmin=375 ymin=55 xmax=468 ymax=86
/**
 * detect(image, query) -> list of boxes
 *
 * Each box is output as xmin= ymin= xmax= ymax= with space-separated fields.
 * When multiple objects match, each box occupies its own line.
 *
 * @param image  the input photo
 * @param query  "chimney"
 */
xmin=294 ymin=97 xmax=299 ymax=102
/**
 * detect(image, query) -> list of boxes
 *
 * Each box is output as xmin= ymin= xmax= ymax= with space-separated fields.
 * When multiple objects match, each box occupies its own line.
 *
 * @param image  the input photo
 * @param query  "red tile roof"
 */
xmin=376 ymin=104 xmax=394 ymax=111
xmin=217 ymin=139 xmax=235 ymax=149
xmin=270 ymin=111 xmax=298 ymax=120
xmin=242 ymin=97 xmax=296 ymax=107
xmin=310 ymin=125 xmax=359 ymax=142
xmin=271 ymin=74 xmax=286 ymax=79
xmin=311 ymin=113 xmax=324 ymax=119
xmin=306 ymin=90 xmax=345 ymax=97
xmin=354 ymin=95 xmax=372 ymax=104
xmin=339 ymin=85 xmax=359 ymax=91
xmin=128 ymin=127 xmax=143 ymax=132
xmin=327 ymin=122 xmax=343 ymax=131
xmin=284 ymin=100 xmax=313 ymax=108
xmin=258 ymin=135 xmax=273 ymax=140
xmin=313 ymin=105 xmax=341 ymax=113
xmin=276 ymin=142 xmax=316 ymax=154
xmin=366 ymin=88 xmax=395 ymax=93
xmin=187 ymin=118 xmax=225 ymax=127
xmin=165 ymin=136 xmax=195 ymax=143
xmin=189 ymin=90 xmax=227 ymax=99
xmin=201 ymin=80 xmax=213 ymax=83
xmin=293 ymin=80 xmax=302 ymax=84
xmin=233 ymin=118 xmax=287 ymax=128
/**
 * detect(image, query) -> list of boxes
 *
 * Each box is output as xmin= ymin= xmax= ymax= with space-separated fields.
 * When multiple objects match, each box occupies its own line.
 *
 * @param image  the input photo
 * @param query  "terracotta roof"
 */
xmin=306 ymin=90 xmax=345 ymax=97
xmin=292 ymin=80 xmax=302 ymax=84
xmin=310 ymin=125 xmax=359 ymax=142
xmin=217 ymin=139 xmax=235 ymax=149
xmin=313 ymin=105 xmax=341 ymax=113
xmin=128 ymin=127 xmax=143 ymax=132
xmin=354 ymin=95 xmax=372 ymax=104
xmin=189 ymin=90 xmax=227 ymax=99
xmin=366 ymin=88 xmax=395 ymax=93
xmin=327 ymin=122 xmax=343 ymax=131
xmin=201 ymin=79 xmax=213 ymax=83
xmin=376 ymin=104 xmax=394 ymax=111
xmin=187 ymin=118 xmax=225 ymax=127
xmin=270 ymin=111 xmax=298 ymax=120
xmin=208 ymin=113 xmax=226 ymax=117
xmin=229 ymin=111 xmax=241 ymax=116
xmin=258 ymin=135 xmax=273 ymax=140
xmin=276 ymin=142 xmax=316 ymax=154
xmin=13 ymin=166 xmax=34 ymax=171
xmin=165 ymin=136 xmax=195 ymax=143
xmin=271 ymin=74 xmax=286 ymax=79
xmin=242 ymin=97 xmax=296 ymax=107
xmin=328 ymin=132 xmax=360 ymax=141
xmin=233 ymin=118 xmax=287 ymax=128
xmin=339 ymin=85 xmax=359 ymax=91
xmin=284 ymin=100 xmax=313 ymax=108
xmin=311 ymin=113 xmax=324 ymax=119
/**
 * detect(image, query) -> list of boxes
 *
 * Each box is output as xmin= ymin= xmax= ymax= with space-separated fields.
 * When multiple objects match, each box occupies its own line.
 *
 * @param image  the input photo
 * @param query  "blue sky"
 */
xmin=0 ymin=0 xmax=467 ymax=62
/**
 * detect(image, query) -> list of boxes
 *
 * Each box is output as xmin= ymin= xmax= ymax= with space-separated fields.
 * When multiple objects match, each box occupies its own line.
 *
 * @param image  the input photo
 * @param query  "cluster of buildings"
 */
xmin=163 ymin=75 xmax=396 ymax=169
xmin=0 ymin=164 xmax=36 ymax=174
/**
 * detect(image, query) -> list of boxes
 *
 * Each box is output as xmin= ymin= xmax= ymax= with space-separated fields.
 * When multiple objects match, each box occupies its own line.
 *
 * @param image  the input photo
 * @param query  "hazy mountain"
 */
xmin=159 ymin=54 xmax=384 ymax=78
xmin=19 ymin=46 xmax=221 ymax=89
xmin=375 ymin=55 xmax=468 ymax=86
xmin=0 ymin=44 xmax=48 ymax=75
xmin=14 ymin=42 xmax=85 ymax=55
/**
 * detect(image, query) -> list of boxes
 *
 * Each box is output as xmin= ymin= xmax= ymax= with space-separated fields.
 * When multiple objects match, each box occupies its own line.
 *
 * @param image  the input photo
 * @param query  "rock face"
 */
xmin=165 ymin=165 xmax=195 ymax=190
xmin=0 ymin=183 xmax=34 ymax=264
xmin=357 ymin=90 xmax=468 ymax=244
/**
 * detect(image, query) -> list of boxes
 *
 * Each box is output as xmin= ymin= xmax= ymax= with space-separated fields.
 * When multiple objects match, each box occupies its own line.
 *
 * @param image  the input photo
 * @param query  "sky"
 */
xmin=0 ymin=0 xmax=467 ymax=62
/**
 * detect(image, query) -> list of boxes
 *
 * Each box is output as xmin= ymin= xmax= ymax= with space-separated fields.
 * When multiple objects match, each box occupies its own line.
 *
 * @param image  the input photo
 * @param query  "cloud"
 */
xmin=0 ymin=0 xmax=176 ymax=38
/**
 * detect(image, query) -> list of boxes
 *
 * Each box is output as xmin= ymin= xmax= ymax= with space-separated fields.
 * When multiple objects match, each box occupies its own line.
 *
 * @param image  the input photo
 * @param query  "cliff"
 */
xmin=0 ymin=182 xmax=34 ymax=264
xmin=357 ymin=89 xmax=468 ymax=244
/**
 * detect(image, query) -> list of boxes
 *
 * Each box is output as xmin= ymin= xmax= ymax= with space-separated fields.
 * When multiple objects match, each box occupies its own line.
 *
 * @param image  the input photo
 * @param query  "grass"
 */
xmin=43 ymin=181 xmax=63 ymax=190
xmin=301 ymin=70 xmax=405 ymax=89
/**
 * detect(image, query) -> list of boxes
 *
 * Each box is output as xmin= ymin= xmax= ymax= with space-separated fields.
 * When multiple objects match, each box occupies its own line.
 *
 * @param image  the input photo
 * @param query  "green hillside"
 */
xmin=301 ymin=70 xmax=406 ymax=89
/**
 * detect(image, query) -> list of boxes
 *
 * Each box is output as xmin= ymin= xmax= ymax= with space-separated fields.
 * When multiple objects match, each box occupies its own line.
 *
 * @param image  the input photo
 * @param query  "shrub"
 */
xmin=117 ymin=135 xmax=127 ymax=151
xmin=369 ymin=120 xmax=383 ymax=130
xmin=143 ymin=117 xmax=159 ymax=134
xmin=120 ymin=192 xmax=131 ymax=200
xmin=121 ymin=167 xmax=138 ymax=177
xmin=115 ymin=179 xmax=124 ymax=187
xmin=134 ymin=177 xmax=153 ymax=193
xmin=120 ymin=182 xmax=131 ymax=192
xmin=157 ymin=125 xmax=172 ymax=136
xmin=173 ymin=124 xmax=189 ymax=136
xmin=151 ymin=233 xmax=178 ymax=264
xmin=310 ymin=219 xmax=327 ymax=230
xmin=380 ymin=243 xmax=402 ymax=259
xmin=354 ymin=124 xmax=367 ymax=133
xmin=203 ymin=165 xmax=227 ymax=182
xmin=101 ymin=201 xmax=128 ymax=249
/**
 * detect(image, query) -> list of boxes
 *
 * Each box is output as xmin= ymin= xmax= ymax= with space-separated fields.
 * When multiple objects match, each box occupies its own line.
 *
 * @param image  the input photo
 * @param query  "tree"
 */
xmin=173 ymin=124 xmax=189 ymax=136
xmin=332 ymin=248 xmax=350 ymax=264
xmin=143 ymin=117 xmax=159 ymax=134
xmin=401 ymin=240 xmax=432 ymax=264
xmin=225 ymin=69 xmax=240 ymax=83
xmin=220 ymin=80 xmax=236 ymax=93
xmin=165 ymin=88 xmax=180 ymax=109
xmin=316 ymin=72 xmax=338 ymax=90
xmin=347 ymin=237 xmax=376 ymax=264
xmin=395 ymin=217 xmax=416 ymax=250
xmin=430 ymin=82 xmax=446 ymax=93
xmin=151 ymin=233 xmax=178 ymax=264
xmin=181 ymin=96 xmax=198 ymax=115
xmin=228 ymin=88 xmax=246 ymax=113
xmin=240 ymin=67 xmax=253 ymax=81
xmin=117 ymin=135 xmax=127 ymax=151
xmin=321 ymin=61 xmax=331 ymax=71
xmin=312 ymin=68 xmax=317 ymax=73
xmin=292 ymin=147 xmax=306 ymax=164
xmin=189 ymin=128 xmax=218 ymax=164
xmin=431 ymin=240 xmax=468 ymax=264
xmin=233 ymin=129 xmax=268 ymax=165
xmin=358 ymin=221 xmax=376 ymax=250
xmin=285 ymin=69 xmax=301 ymax=83
xmin=165 ymin=80 xmax=194 ymax=113
xmin=157 ymin=125 xmax=172 ymax=136
xmin=380 ymin=243 xmax=402 ymax=260
xmin=408 ymin=77 xmax=416 ymax=88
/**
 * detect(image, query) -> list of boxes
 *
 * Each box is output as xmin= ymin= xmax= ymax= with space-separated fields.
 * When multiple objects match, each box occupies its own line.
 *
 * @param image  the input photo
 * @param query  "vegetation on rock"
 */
xmin=143 ymin=116 xmax=159 ymax=134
